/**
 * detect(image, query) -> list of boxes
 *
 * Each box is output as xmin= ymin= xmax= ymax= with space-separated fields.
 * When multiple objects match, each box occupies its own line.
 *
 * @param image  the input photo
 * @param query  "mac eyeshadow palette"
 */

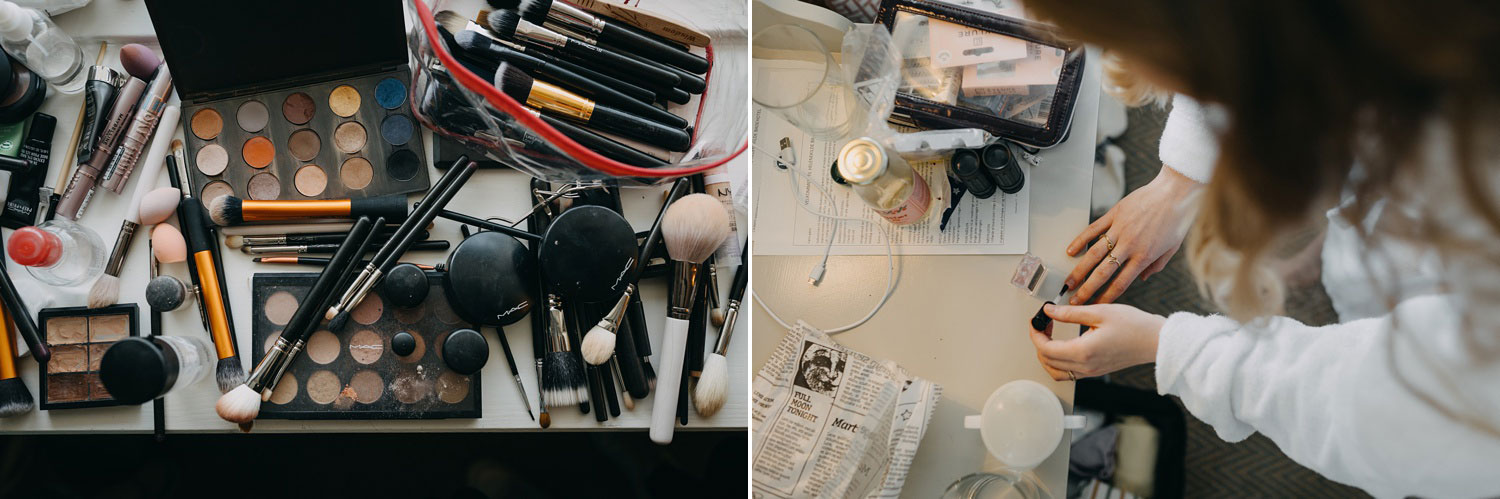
xmin=145 ymin=0 xmax=428 ymax=205
xmin=37 ymin=304 xmax=140 ymax=410
xmin=251 ymin=273 xmax=481 ymax=419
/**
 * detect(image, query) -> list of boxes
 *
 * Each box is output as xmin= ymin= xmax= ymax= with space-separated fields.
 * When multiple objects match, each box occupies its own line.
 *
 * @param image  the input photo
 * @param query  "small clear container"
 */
xmin=941 ymin=472 xmax=1048 ymax=499
xmin=98 ymin=336 xmax=214 ymax=404
xmin=0 ymin=0 xmax=83 ymax=93
xmin=8 ymin=219 xmax=104 ymax=286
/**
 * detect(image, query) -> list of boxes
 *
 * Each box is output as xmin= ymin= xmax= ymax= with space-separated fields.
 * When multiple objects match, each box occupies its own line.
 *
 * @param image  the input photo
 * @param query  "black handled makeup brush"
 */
xmin=511 ymin=0 xmax=709 ymax=74
xmin=479 ymin=10 xmax=693 ymax=103
xmin=649 ymin=194 xmax=731 ymax=444
xmin=542 ymin=295 xmax=589 ymax=408
xmin=526 ymin=110 xmax=670 ymax=167
xmin=450 ymin=28 xmax=687 ymax=128
xmin=241 ymin=240 xmax=449 ymax=255
xmin=616 ymin=47 xmax=706 ymax=94
xmin=695 ymin=242 xmax=745 ymax=417
xmin=326 ymin=157 xmax=478 ymax=328
xmin=527 ymin=190 xmax=552 ymax=427
xmin=434 ymin=12 xmax=657 ymax=104
xmin=495 ymin=63 xmax=691 ymax=151
xmin=0 ymin=236 xmax=33 ymax=417
xmin=0 ymin=255 xmax=45 ymax=363
xmin=486 ymin=10 xmax=680 ymax=88
xmin=225 ymin=226 xmax=409 ymax=249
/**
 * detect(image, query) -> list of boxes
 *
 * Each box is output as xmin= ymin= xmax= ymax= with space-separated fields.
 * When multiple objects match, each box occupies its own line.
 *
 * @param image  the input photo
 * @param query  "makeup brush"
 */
xmin=208 ymin=194 xmax=408 ymax=226
xmin=435 ymin=11 xmax=657 ymax=104
xmin=513 ymin=0 xmax=709 ymax=74
xmin=479 ymin=10 xmax=693 ymax=104
xmin=0 ymin=245 xmax=45 ymax=363
xmin=219 ymin=222 xmax=360 ymax=237
xmin=632 ymin=178 xmax=693 ymax=388
xmin=218 ymin=217 xmax=377 ymax=424
xmin=225 ymin=226 xmax=406 ymax=249
xmin=171 ymin=153 xmax=244 ymax=392
xmin=524 ymin=109 xmax=670 ymax=167
xmin=0 ymin=273 xmax=33 ymax=417
xmin=241 ymin=240 xmax=448 ymax=256
xmin=650 ymin=193 xmax=731 ymax=444
xmin=89 ymin=107 xmax=181 ymax=309
xmin=542 ymin=295 xmax=588 ymax=406
xmin=580 ymin=284 xmax=633 ymax=366
xmin=326 ymin=158 xmax=477 ymax=328
xmin=485 ymin=10 xmax=679 ymax=87
xmin=494 ymin=63 xmax=691 ymax=151
xmin=696 ymin=243 xmax=745 ymax=417
xmin=253 ymin=257 xmax=435 ymax=270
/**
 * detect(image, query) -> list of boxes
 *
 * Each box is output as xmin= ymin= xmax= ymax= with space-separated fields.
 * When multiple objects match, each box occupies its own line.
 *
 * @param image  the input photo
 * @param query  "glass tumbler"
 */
xmin=752 ymin=23 xmax=866 ymax=140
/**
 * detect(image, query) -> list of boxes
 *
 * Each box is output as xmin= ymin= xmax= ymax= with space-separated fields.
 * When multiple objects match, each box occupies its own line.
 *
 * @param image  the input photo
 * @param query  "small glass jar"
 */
xmin=837 ymin=137 xmax=932 ymax=225
xmin=98 ymin=336 xmax=214 ymax=404
xmin=7 ymin=219 xmax=104 ymax=286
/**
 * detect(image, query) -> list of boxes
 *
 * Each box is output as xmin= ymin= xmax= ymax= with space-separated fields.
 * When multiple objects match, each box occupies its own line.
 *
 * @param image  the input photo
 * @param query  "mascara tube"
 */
xmin=103 ymin=64 xmax=173 ymax=194
xmin=55 ymin=76 xmax=146 ymax=220
xmin=76 ymin=66 xmax=123 ymax=165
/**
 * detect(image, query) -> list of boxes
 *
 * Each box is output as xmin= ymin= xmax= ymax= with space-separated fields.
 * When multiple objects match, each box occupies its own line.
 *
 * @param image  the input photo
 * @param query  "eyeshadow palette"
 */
xmin=145 ymin=0 xmax=428 ymax=205
xmin=251 ymin=273 xmax=481 ymax=419
xmin=37 ymin=304 xmax=139 ymax=410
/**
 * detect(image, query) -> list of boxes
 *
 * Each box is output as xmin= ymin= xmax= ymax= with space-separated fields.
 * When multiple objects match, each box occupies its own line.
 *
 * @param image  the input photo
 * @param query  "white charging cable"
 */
xmin=751 ymin=145 xmax=899 ymax=334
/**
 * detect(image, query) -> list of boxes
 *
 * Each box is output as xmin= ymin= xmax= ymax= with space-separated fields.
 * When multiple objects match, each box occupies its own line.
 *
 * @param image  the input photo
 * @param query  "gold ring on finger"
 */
xmin=1101 ymin=234 xmax=1115 ymax=252
xmin=1105 ymin=253 xmax=1121 ymax=266
xmin=1068 ymin=371 xmax=1077 ymax=381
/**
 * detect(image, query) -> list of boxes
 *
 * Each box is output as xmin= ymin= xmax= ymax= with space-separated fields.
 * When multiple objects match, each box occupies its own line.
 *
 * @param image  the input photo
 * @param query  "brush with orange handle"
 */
xmin=182 ymin=193 xmax=245 ymax=392
xmin=0 ymin=284 xmax=33 ymax=417
xmin=207 ymin=194 xmax=408 ymax=226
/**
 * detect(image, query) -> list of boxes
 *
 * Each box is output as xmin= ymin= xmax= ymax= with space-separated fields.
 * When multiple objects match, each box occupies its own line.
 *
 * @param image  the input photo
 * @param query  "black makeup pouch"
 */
xmin=876 ymin=0 xmax=1085 ymax=148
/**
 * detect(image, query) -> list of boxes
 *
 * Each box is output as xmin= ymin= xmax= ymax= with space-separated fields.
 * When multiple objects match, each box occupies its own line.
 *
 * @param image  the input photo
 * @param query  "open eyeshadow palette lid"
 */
xmin=252 ymin=273 xmax=482 ymax=420
xmin=38 ymin=304 xmax=140 ymax=410
xmin=144 ymin=0 xmax=429 ymax=204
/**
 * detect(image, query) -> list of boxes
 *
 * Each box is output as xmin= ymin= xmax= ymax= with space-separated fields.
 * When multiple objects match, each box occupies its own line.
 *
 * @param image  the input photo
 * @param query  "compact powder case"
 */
xmin=251 ymin=273 xmax=482 ymax=419
xmin=144 ymin=0 xmax=428 ymax=205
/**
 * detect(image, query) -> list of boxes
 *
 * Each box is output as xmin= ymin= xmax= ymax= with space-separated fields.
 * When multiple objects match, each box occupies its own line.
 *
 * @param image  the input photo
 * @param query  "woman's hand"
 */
xmin=1030 ymin=303 xmax=1164 ymax=380
xmin=1066 ymin=166 xmax=1202 ymax=304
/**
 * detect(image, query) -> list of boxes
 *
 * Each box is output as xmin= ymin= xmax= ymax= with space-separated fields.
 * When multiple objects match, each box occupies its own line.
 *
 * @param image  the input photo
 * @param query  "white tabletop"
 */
xmin=750 ymin=50 xmax=1100 ymax=496
xmin=0 ymin=0 xmax=747 ymax=433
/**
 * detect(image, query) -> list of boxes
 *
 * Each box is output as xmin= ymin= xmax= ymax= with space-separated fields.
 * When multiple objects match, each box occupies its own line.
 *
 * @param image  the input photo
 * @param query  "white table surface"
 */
xmin=0 ymin=0 xmax=747 ymax=433
xmin=750 ymin=50 xmax=1100 ymax=496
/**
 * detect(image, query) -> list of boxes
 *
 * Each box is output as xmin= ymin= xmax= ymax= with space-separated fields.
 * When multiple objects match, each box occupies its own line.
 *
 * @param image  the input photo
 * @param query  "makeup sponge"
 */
xmin=150 ymin=224 xmax=186 ymax=263
xmin=137 ymin=187 xmax=180 ymax=225
xmin=119 ymin=44 xmax=161 ymax=80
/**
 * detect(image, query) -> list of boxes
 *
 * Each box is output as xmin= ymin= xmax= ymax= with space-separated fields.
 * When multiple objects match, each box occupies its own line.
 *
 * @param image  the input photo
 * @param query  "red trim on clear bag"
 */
xmin=413 ymin=0 xmax=745 ymax=178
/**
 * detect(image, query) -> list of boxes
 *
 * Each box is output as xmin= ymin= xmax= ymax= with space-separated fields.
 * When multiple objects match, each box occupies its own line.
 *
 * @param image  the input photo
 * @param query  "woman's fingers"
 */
xmin=1066 ymin=233 xmax=1114 ymax=293
xmin=1072 ymin=245 xmax=1123 ymax=304
xmin=1096 ymin=259 xmax=1148 ymax=304
xmin=1045 ymin=303 xmax=1104 ymax=327
xmin=1067 ymin=210 xmax=1114 ymax=256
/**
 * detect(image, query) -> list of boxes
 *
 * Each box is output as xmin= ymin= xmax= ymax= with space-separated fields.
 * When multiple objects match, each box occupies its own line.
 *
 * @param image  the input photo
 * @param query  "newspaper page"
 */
xmin=752 ymin=321 xmax=942 ymax=498
xmin=752 ymin=107 xmax=1031 ymax=255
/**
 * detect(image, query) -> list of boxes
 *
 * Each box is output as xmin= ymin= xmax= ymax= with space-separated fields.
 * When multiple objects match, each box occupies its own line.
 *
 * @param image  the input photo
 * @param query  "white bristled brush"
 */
xmin=649 ymin=194 xmax=730 ymax=445
xmin=579 ymin=284 xmax=634 ymax=365
xmin=695 ymin=243 xmax=745 ymax=417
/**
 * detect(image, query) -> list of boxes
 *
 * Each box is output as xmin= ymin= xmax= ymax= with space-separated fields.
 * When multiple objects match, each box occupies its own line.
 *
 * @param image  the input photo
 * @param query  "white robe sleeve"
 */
xmin=1158 ymin=95 xmax=1219 ymax=183
xmin=1155 ymin=294 xmax=1500 ymax=498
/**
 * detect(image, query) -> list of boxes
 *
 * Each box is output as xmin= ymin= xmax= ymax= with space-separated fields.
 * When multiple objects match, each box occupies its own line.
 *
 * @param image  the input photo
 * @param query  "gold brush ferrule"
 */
xmin=526 ymin=81 xmax=596 ymax=121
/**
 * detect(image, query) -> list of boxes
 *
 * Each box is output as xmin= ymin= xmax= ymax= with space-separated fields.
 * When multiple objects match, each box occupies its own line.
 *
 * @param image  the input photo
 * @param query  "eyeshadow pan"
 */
xmin=88 ymin=343 xmax=107 ymax=371
xmin=237 ymin=100 xmax=270 ymax=132
xmin=47 ymin=316 xmax=87 ymax=344
xmin=394 ymin=305 xmax=424 ymax=325
xmin=437 ymin=371 xmax=470 ymax=403
xmin=282 ymin=92 xmax=316 ymax=124
xmin=287 ymin=129 xmax=321 ymax=161
xmin=306 ymin=330 xmax=340 ymax=364
xmin=379 ymin=114 xmax=413 ymax=146
xmin=432 ymin=298 xmax=462 ymax=325
xmin=349 ymin=329 xmax=384 ymax=365
xmin=269 ymin=373 xmax=298 ymax=405
xmin=306 ymin=370 xmax=340 ymax=404
xmin=387 ymin=149 xmax=420 ymax=181
xmin=294 ymin=165 xmax=328 ymax=197
xmin=392 ymin=374 xmax=430 ymax=404
xmin=375 ymin=77 xmax=406 ymax=109
xmin=89 ymin=314 xmax=129 ymax=341
xmin=263 ymin=333 xmax=280 ymax=354
xmin=352 ymin=293 xmax=383 ymax=325
xmin=195 ymin=144 xmax=229 ymax=176
xmin=87 ymin=374 xmax=111 ymax=401
xmin=351 ymin=370 xmax=383 ymax=404
xmin=48 ymin=373 xmax=89 ymax=402
xmin=340 ymin=157 xmax=373 ymax=190
xmin=333 ymin=121 xmax=366 ymax=153
xmin=329 ymin=85 xmax=361 ymax=117
xmin=264 ymin=291 xmax=298 ymax=325
xmin=201 ymin=180 xmax=235 ymax=206
xmin=48 ymin=344 xmax=88 ymax=373
xmin=247 ymin=172 xmax=281 ymax=200
xmin=191 ymin=108 xmax=223 ymax=140
xmin=242 ymin=136 xmax=275 ymax=168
